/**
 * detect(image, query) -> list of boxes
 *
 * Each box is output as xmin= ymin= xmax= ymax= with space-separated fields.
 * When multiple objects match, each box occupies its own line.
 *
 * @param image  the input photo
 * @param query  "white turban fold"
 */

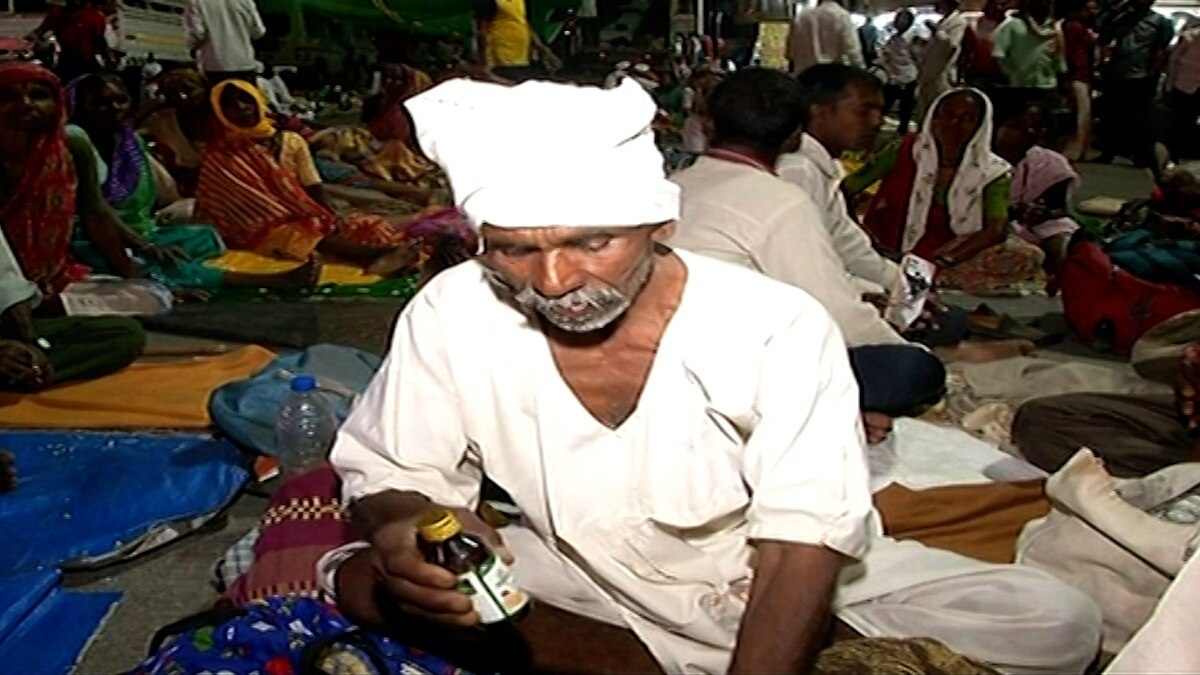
xmin=404 ymin=78 xmax=680 ymax=229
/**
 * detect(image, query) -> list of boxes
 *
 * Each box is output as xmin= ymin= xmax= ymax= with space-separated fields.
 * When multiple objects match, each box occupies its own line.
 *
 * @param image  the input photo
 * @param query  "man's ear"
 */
xmin=653 ymin=220 xmax=679 ymax=241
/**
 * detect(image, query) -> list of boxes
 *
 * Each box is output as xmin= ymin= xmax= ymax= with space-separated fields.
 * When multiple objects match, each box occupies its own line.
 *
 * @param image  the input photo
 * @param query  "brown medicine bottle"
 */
xmin=418 ymin=509 xmax=531 ymax=624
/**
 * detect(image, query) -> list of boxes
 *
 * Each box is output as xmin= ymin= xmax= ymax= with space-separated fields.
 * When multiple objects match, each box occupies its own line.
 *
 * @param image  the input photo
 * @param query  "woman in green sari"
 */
xmin=66 ymin=73 xmax=317 ymax=291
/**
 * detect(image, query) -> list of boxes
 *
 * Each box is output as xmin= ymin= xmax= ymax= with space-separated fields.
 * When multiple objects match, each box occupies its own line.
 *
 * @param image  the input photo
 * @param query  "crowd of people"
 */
xmin=789 ymin=0 xmax=1199 ymax=164
xmin=3 ymin=0 xmax=1200 ymax=672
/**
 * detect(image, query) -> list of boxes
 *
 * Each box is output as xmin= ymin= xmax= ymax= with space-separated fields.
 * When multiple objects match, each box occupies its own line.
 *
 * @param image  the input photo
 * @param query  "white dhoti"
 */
xmin=837 ymin=538 xmax=1103 ymax=675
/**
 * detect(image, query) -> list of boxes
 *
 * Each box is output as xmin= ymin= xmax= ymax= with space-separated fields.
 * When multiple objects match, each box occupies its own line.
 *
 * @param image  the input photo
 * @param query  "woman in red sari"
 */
xmin=195 ymin=80 xmax=419 ymax=274
xmin=0 ymin=61 xmax=139 ymax=299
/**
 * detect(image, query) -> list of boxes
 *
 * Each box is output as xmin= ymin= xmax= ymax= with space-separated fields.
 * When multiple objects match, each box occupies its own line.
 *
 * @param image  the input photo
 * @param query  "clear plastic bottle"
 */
xmin=274 ymin=375 xmax=337 ymax=475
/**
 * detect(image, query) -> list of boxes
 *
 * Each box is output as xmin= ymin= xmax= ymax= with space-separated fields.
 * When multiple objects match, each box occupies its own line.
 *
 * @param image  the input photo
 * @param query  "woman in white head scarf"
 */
xmin=846 ymin=87 xmax=1047 ymax=294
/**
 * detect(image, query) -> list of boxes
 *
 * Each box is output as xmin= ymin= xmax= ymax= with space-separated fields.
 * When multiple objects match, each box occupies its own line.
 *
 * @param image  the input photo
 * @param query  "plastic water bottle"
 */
xmin=274 ymin=375 xmax=337 ymax=475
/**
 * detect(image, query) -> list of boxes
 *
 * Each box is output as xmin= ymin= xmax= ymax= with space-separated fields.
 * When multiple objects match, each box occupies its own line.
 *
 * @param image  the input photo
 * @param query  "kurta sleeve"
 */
xmin=753 ymin=198 xmax=906 ymax=347
xmin=183 ymin=0 xmax=207 ymax=48
xmin=777 ymin=160 xmax=901 ymax=291
xmin=246 ymin=0 xmax=267 ymax=40
xmin=843 ymin=14 xmax=866 ymax=68
xmin=331 ymin=291 xmax=479 ymax=508
xmin=742 ymin=308 xmax=873 ymax=558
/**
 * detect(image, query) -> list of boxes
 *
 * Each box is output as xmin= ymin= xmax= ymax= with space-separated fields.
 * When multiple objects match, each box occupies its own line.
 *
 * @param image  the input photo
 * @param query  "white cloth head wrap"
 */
xmin=903 ymin=87 xmax=1011 ymax=253
xmin=405 ymin=77 xmax=679 ymax=229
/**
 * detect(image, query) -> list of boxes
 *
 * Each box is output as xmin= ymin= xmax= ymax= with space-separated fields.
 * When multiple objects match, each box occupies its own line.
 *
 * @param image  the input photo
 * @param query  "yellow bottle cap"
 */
xmin=418 ymin=509 xmax=462 ymax=543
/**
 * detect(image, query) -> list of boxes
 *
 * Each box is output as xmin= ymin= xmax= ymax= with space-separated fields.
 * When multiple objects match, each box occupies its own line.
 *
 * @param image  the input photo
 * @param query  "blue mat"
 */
xmin=0 ymin=570 xmax=120 ymax=675
xmin=0 ymin=431 xmax=250 ymax=573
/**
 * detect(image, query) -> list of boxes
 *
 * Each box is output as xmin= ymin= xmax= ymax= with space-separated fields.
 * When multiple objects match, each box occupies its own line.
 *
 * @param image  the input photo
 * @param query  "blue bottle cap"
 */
xmin=291 ymin=375 xmax=318 ymax=392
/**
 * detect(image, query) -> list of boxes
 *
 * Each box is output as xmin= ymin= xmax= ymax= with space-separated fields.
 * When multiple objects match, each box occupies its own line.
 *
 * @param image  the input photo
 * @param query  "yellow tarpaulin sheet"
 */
xmin=207 ymin=251 xmax=386 ymax=286
xmin=0 ymin=345 xmax=276 ymax=429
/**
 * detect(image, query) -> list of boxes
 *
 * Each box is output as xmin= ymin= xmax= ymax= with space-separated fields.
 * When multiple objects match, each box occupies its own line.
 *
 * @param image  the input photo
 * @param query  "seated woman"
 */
xmin=0 ymin=61 xmax=139 ymax=300
xmin=846 ymin=88 xmax=1046 ymax=295
xmin=0 ymin=62 xmax=146 ymax=399
xmin=139 ymin=68 xmax=211 ymax=197
xmin=994 ymin=104 xmax=1080 ymax=272
xmin=67 ymin=73 xmax=317 ymax=291
xmin=360 ymin=62 xmax=435 ymax=183
xmin=196 ymin=79 xmax=417 ymax=275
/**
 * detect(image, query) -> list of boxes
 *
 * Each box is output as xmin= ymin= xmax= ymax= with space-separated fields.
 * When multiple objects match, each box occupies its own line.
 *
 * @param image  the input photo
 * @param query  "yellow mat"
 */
xmin=0 ymin=345 xmax=276 ymax=429
xmin=207 ymin=251 xmax=385 ymax=286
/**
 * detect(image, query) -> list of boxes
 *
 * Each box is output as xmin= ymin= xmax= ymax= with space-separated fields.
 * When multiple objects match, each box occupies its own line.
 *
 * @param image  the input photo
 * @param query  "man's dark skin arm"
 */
xmin=729 ymin=541 xmax=843 ymax=674
xmin=350 ymin=488 xmax=437 ymax=539
xmin=0 ymin=299 xmax=39 ymax=343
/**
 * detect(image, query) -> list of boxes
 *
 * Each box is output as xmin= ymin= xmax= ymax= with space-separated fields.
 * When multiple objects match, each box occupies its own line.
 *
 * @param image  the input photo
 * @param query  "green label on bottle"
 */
xmin=459 ymin=552 xmax=529 ymax=623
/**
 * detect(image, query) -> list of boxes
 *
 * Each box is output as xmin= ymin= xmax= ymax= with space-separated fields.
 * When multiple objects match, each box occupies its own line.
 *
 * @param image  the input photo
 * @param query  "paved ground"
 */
xmin=72 ymin=160 xmax=1155 ymax=673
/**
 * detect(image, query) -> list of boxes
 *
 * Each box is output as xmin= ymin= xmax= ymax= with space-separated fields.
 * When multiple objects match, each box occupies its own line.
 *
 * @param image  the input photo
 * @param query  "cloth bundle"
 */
xmin=1017 ymin=449 xmax=1200 ymax=652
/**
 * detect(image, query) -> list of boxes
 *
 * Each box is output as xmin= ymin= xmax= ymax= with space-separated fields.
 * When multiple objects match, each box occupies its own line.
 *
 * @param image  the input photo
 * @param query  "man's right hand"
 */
xmin=339 ymin=505 xmax=513 ymax=628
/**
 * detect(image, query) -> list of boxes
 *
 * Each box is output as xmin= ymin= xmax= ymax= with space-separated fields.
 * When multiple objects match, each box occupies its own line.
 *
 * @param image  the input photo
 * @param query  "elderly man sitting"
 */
xmin=322 ymin=77 xmax=1100 ymax=674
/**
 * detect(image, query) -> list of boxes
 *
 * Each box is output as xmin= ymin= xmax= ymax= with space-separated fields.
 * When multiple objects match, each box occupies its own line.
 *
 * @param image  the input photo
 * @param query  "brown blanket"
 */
xmin=875 ymin=480 xmax=1051 ymax=564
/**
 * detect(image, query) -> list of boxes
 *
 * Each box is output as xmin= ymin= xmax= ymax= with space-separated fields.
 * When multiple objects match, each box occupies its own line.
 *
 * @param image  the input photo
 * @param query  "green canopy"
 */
xmin=261 ymin=0 xmax=580 ymax=39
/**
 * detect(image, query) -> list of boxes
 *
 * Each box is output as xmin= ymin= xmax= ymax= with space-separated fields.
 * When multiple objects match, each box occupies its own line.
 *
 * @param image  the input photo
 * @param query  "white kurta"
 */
xmin=777 ymin=134 xmax=903 ymax=294
xmin=669 ymin=156 xmax=905 ymax=347
xmin=333 ymin=250 xmax=876 ymax=673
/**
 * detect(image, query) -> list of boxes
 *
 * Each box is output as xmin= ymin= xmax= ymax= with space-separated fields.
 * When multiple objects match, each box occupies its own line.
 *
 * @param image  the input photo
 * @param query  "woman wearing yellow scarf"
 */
xmin=195 ymin=80 xmax=419 ymax=275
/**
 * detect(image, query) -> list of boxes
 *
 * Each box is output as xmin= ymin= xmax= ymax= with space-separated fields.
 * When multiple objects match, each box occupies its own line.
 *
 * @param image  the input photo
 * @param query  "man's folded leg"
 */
xmin=1012 ymin=393 xmax=1196 ymax=478
xmin=33 ymin=316 xmax=145 ymax=385
xmin=835 ymin=537 xmax=1102 ymax=674
xmin=849 ymin=344 xmax=947 ymax=417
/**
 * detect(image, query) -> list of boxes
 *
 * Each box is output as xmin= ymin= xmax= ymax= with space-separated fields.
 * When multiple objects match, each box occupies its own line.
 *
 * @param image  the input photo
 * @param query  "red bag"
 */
xmin=1060 ymin=240 xmax=1200 ymax=355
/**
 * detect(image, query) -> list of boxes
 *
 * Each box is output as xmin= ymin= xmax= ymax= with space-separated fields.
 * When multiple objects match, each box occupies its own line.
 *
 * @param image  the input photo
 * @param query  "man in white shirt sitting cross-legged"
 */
xmin=324 ymin=76 xmax=1101 ymax=675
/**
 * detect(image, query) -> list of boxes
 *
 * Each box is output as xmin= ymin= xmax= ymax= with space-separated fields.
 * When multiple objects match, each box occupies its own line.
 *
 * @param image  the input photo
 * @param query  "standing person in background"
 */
xmin=1095 ymin=0 xmax=1173 ymax=166
xmin=473 ymin=0 xmax=562 ymax=81
xmin=991 ymin=0 xmax=1066 ymax=124
xmin=880 ymin=9 xmax=920 ymax=134
xmin=916 ymin=0 xmax=968 ymax=118
xmin=183 ymin=0 xmax=266 ymax=84
xmin=1062 ymin=0 xmax=1099 ymax=160
xmin=858 ymin=6 xmax=881 ymax=69
xmin=27 ymin=0 xmax=110 ymax=81
xmin=1164 ymin=19 xmax=1200 ymax=161
xmin=961 ymin=0 xmax=1010 ymax=96
xmin=786 ymin=0 xmax=865 ymax=74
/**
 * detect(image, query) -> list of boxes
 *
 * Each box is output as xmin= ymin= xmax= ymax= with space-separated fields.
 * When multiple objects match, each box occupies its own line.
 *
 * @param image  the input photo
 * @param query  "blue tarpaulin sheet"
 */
xmin=0 ymin=431 xmax=249 ymax=573
xmin=0 ymin=570 xmax=120 ymax=675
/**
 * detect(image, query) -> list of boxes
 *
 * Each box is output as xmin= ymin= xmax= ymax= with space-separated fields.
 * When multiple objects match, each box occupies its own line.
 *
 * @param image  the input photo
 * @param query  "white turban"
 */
xmin=404 ymin=78 xmax=680 ymax=229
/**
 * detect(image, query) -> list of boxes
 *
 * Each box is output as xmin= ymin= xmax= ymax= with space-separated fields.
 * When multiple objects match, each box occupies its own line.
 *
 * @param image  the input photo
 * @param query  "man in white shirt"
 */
xmin=787 ymin=0 xmax=866 ymax=74
xmin=183 ymin=0 xmax=266 ymax=83
xmin=678 ymin=67 xmax=954 ymax=438
xmin=326 ymin=77 xmax=1100 ymax=675
xmin=779 ymin=64 xmax=902 ymax=299
xmin=879 ymin=9 xmax=920 ymax=133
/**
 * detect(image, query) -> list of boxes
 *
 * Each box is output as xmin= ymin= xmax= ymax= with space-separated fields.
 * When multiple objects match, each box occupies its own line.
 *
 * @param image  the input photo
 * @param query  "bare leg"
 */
xmin=318 ymin=237 xmax=418 ymax=277
xmin=369 ymin=179 xmax=433 ymax=204
xmin=1040 ymin=233 xmax=1072 ymax=275
xmin=223 ymin=253 xmax=323 ymax=290
xmin=936 ymin=339 xmax=1038 ymax=363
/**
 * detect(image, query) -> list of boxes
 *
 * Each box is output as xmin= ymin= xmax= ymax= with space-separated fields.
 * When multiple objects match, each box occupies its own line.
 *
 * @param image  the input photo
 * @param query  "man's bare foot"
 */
xmin=0 ymin=452 xmax=16 ymax=493
xmin=366 ymin=245 xmax=420 ymax=277
xmin=862 ymin=412 xmax=894 ymax=445
xmin=939 ymin=339 xmax=1038 ymax=364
